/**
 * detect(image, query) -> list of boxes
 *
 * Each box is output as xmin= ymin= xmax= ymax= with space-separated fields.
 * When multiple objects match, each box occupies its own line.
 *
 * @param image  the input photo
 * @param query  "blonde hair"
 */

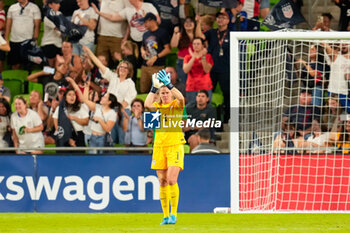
xmin=122 ymin=40 xmax=139 ymax=59
xmin=201 ymin=14 xmax=215 ymax=28
xmin=30 ymin=90 xmax=42 ymax=99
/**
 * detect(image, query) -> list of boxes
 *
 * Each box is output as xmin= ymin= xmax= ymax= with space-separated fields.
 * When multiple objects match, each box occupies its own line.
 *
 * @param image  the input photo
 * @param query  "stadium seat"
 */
xmin=114 ymin=144 xmax=127 ymax=154
xmin=184 ymin=144 xmax=190 ymax=154
xmin=2 ymin=70 xmax=28 ymax=82
xmin=136 ymin=68 xmax=141 ymax=92
xmin=38 ymin=22 xmax=44 ymax=46
xmin=3 ymin=79 xmax=24 ymax=101
xmin=136 ymin=94 xmax=148 ymax=102
xmin=28 ymin=81 xmax=43 ymax=97
xmin=270 ymin=0 xmax=280 ymax=7
xmin=147 ymin=143 xmax=153 ymax=154
xmin=11 ymin=94 xmax=30 ymax=112
xmin=212 ymin=83 xmax=224 ymax=107
xmin=137 ymin=68 xmax=141 ymax=79
xmin=211 ymin=93 xmax=224 ymax=108
xmin=214 ymin=83 xmax=223 ymax=95
xmin=166 ymin=48 xmax=178 ymax=67
xmin=43 ymin=144 xmax=56 ymax=154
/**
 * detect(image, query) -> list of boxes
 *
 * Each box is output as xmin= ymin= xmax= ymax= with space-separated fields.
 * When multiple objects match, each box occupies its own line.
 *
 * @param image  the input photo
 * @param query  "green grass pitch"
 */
xmin=0 ymin=213 xmax=349 ymax=233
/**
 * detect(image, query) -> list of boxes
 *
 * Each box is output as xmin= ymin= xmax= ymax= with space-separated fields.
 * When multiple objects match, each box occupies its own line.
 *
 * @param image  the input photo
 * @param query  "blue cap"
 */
xmin=47 ymin=0 xmax=62 ymax=4
xmin=138 ymin=12 xmax=157 ymax=23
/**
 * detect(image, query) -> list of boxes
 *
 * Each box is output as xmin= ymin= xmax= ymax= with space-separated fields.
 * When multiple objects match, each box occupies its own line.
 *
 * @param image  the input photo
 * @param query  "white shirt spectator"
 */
xmin=306 ymin=132 xmax=332 ymax=153
xmin=102 ymin=68 xmax=137 ymax=110
xmin=90 ymin=104 xmax=116 ymax=134
xmin=53 ymin=104 xmax=89 ymax=132
xmin=98 ymin=0 xmax=128 ymax=37
xmin=0 ymin=115 xmax=10 ymax=147
xmin=72 ymin=7 xmax=98 ymax=45
xmin=11 ymin=109 xmax=44 ymax=149
xmin=327 ymin=53 xmax=350 ymax=95
xmin=118 ymin=3 xmax=158 ymax=42
xmin=7 ymin=2 xmax=41 ymax=42
xmin=41 ymin=16 xmax=62 ymax=48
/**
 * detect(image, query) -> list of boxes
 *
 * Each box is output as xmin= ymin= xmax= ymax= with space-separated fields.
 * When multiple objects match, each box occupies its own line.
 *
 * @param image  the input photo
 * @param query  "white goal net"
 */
xmin=230 ymin=31 xmax=350 ymax=212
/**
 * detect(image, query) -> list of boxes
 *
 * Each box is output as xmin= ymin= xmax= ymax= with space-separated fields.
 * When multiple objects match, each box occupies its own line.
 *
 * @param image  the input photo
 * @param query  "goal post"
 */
xmin=230 ymin=31 xmax=350 ymax=213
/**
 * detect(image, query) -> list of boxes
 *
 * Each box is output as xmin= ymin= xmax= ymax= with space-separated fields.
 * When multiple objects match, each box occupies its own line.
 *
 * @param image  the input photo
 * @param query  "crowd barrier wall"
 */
xmin=0 ymin=154 xmax=230 ymax=212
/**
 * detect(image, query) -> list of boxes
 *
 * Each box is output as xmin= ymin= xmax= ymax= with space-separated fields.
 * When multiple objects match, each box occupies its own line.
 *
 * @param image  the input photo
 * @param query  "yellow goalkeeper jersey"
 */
xmin=153 ymin=99 xmax=186 ymax=147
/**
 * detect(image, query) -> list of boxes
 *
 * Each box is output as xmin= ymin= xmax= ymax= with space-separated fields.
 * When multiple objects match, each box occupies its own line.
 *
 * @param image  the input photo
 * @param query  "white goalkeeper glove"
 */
xmin=150 ymin=72 xmax=162 ymax=93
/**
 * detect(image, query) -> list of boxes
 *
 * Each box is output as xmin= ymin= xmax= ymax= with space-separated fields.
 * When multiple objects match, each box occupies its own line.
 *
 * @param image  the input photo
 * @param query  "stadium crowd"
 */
xmin=0 ymin=0 xmax=349 ymax=154
xmin=272 ymin=40 xmax=350 ymax=155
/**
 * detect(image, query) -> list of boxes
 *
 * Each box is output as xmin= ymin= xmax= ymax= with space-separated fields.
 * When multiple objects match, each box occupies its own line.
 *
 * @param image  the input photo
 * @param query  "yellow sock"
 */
xmin=169 ymin=183 xmax=179 ymax=217
xmin=159 ymin=185 xmax=170 ymax=218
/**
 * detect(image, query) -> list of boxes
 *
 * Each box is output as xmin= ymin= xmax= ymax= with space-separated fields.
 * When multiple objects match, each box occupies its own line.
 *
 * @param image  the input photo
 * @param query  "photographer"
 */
xmin=312 ymin=13 xmax=334 ymax=31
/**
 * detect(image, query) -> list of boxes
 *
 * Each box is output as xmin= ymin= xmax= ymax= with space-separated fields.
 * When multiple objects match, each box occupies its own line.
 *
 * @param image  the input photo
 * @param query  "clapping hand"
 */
xmin=152 ymin=73 xmax=162 ymax=88
xmin=157 ymin=69 xmax=174 ymax=90
xmin=201 ymin=48 xmax=208 ymax=57
xmin=150 ymin=72 xmax=162 ymax=93
xmin=157 ymin=69 xmax=171 ymax=86
xmin=134 ymin=108 xmax=141 ymax=119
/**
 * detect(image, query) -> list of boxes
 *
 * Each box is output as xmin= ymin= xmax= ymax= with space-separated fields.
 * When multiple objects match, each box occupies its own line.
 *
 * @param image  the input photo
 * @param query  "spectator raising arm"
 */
xmin=66 ymin=76 xmax=96 ymax=112
xmin=170 ymin=26 xmax=181 ymax=48
xmin=321 ymin=42 xmax=338 ymax=62
xmin=183 ymin=49 xmax=195 ymax=74
xmin=91 ymin=3 xmax=125 ymax=22
xmin=27 ymin=70 xmax=51 ymax=82
xmin=195 ymin=14 xmax=205 ymax=40
xmin=83 ymin=45 xmax=107 ymax=74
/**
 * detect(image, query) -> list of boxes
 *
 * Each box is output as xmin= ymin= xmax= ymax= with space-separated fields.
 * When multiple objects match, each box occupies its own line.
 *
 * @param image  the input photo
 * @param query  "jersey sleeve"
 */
xmin=7 ymin=5 xmax=14 ymax=19
xmin=106 ymin=109 xmax=117 ymax=123
xmin=153 ymin=102 xmax=160 ymax=109
xmin=33 ymin=4 xmax=42 ymax=20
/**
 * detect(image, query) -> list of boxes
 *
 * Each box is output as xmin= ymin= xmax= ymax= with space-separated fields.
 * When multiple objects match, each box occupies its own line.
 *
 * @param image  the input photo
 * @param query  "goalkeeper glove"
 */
xmin=150 ymin=73 xmax=162 ymax=93
xmin=157 ymin=69 xmax=174 ymax=90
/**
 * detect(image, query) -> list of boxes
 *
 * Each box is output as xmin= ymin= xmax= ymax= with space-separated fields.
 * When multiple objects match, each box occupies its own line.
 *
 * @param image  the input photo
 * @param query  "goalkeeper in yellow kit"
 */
xmin=145 ymin=69 xmax=186 ymax=225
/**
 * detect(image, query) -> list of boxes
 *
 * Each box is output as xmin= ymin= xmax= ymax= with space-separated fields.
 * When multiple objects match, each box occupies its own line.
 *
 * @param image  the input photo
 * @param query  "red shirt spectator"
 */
xmin=184 ymin=53 xmax=213 ymax=91
xmin=183 ymin=37 xmax=213 ymax=105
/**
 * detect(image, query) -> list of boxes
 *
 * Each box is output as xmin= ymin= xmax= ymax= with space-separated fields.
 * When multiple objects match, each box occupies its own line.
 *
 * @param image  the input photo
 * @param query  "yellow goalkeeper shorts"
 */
xmin=151 ymin=144 xmax=184 ymax=170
